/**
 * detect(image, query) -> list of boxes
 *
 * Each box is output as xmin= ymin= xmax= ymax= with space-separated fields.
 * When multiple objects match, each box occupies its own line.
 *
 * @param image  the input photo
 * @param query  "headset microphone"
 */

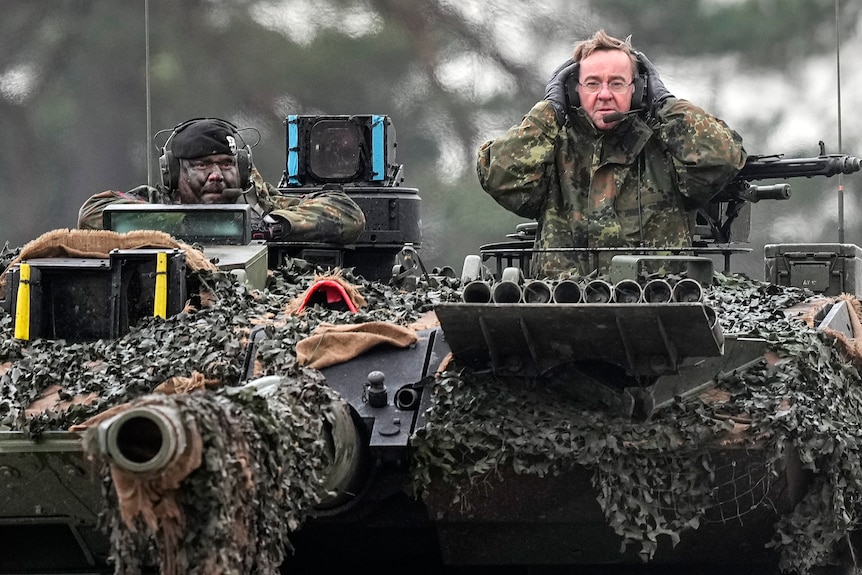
xmin=602 ymin=109 xmax=643 ymax=123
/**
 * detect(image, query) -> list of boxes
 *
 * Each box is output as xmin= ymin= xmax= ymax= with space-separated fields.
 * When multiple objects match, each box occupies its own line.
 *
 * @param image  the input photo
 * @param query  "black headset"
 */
xmin=564 ymin=60 xmax=648 ymax=118
xmin=158 ymin=117 xmax=253 ymax=191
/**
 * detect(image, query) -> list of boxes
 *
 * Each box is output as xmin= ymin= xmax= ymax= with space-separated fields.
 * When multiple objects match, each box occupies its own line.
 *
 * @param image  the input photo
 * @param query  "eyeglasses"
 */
xmin=578 ymin=80 xmax=633 ymax=94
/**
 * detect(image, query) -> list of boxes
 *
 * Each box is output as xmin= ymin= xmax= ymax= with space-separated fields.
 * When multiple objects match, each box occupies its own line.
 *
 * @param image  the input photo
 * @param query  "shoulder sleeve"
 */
xmin=77 ymin=186 xmax=156 ymax=230
xmin=268 ymin=188 xmax=366 ymax=244
xmin=654 ymin=98 xmax=747 ymax=206
xmin=476 ymin=101 xmax=560 ymax=219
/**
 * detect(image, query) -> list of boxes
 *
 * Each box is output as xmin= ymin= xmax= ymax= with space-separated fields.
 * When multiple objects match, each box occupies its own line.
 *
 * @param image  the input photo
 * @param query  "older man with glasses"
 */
xmin=477 ymin=29 xmax=747 ymax=278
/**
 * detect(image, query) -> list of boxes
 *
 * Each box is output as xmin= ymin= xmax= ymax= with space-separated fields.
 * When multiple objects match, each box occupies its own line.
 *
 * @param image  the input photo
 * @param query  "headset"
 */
xmin=564 ymin=60 xmax=648 ymax=120
xmin=158 ymin=117 xmax=253 ymax=191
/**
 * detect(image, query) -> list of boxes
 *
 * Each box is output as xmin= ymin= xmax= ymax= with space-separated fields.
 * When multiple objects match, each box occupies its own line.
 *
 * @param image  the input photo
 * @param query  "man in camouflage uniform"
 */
xmin=477 ymin=30 xmax=747 ymax=278
xmin=78 ymin=118 xmax=366 ymax=244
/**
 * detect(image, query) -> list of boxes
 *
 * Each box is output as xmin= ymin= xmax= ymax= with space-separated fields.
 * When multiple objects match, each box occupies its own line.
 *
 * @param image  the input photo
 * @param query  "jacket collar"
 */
xmin=569 ymin=109 xmax=653 ymax=166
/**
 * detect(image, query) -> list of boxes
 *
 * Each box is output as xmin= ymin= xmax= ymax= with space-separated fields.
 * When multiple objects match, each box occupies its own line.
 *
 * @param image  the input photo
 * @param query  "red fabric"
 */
xmin=297 ymin=279 xmax=358 ymax=313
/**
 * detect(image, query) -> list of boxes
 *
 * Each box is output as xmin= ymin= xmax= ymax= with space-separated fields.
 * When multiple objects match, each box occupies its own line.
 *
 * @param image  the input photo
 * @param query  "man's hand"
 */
xmin=251 ymin=214 xmax=290 ymax=241
xmin=544 ymin=59 xmax=579 ymax=127
xmin=635 ymin=51 xmax=673 ymax=117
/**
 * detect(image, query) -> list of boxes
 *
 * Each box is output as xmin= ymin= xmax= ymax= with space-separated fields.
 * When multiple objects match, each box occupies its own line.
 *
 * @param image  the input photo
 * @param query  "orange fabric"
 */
xmin=25 ymin=384 xmax=99 ymax=418
xmin=296 ymin=321 xmax=418 ymax=369
xmin=154 ymin=372 xmax=222 ymax=395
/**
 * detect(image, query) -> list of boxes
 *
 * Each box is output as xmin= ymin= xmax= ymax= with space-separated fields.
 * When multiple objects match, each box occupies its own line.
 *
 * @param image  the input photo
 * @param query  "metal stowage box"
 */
xmin=764 ymin=243 xmax=862 ymax=296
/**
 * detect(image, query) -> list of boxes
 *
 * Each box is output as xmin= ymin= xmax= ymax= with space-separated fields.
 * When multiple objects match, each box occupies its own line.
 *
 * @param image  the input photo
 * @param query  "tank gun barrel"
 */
xmin=95 ymin=404 xmax=189 ymax=474
xmin=90 ymin=376 xmax=365 ymax=508
xmin=242 ymin=376 xmax=367 ymax=509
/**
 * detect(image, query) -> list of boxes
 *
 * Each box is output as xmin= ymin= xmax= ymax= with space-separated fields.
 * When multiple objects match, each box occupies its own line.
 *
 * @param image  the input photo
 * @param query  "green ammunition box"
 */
xmin=764 ymin=243 xmax=862 ymax=296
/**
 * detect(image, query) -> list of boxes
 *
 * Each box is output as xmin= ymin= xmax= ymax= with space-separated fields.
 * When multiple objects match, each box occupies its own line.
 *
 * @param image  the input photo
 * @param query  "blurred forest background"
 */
xmin=1 ymin=0 xmax=861 ymax=279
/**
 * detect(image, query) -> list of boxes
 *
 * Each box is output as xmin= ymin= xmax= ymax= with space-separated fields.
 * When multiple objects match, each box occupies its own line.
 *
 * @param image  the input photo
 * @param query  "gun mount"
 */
xmin=90 ymin=376 xmax=366 ymax=508
xmin=695 ymin=143 xmax=862 ymax=245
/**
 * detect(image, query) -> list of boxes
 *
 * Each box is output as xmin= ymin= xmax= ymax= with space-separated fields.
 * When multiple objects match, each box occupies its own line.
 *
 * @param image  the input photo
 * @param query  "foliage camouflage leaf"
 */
xmin=2 ymin=263 xmax=862 ymax=574
xmin=411 ymin=273 xmax=862 ymax=574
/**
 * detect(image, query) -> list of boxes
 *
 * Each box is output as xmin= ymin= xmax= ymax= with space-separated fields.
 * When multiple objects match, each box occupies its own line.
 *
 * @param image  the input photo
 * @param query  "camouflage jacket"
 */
xmin=77 ymin=168 xmax=366 ymax=244
xmin=476 ymin=99 xmax=747 ymax=278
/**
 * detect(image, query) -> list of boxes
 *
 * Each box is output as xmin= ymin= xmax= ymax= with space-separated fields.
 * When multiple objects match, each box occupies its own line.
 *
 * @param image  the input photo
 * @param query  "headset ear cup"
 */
xmin=160 ymin=149 xmax=180 ymax=190
xmin=632 ymin=73 xmax=647 ymax=112
xmin=564 ymin=71 xmax=580 ymax=113
xmin=158 ymin=151 xmax=169 ymax=189
xmin=237 ymin=147 xmax=252 ymax=189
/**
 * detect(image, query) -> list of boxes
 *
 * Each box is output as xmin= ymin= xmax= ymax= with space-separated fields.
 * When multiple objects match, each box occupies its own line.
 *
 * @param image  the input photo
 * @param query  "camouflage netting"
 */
xmin=0 ymin=260 xmax=455 ymax=435
xmin=412 ymin=273 xmax=862 ymax=574
xmin=81 ymin=378 xmax=345 ymax=575
xmin=0 ymin=258 xmax=459 ymax=574
xmin=1 ymin=253 xmax=862 ymax=574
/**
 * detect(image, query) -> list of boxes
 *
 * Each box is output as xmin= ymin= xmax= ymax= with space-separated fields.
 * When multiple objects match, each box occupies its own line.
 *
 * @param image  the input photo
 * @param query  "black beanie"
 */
xmin=170 ymin=119 xmax=239 ymax=159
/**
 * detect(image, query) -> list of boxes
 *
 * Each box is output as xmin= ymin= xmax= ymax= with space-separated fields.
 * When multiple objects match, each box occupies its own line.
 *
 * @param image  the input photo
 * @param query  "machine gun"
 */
xmin=695 ymin=142 xmax=862 ymax=244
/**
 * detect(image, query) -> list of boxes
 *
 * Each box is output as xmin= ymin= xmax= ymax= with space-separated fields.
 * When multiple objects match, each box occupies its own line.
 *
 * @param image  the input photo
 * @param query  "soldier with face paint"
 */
xmin=477 ymin=30 xmax=747 ymax=278
xmin=78 ymin=118 xmax=366 ymax=244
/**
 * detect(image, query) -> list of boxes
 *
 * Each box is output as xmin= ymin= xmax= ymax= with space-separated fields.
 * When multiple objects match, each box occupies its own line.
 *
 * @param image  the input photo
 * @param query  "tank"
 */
xmin=1 ymin=116 xmax=862 ymax=575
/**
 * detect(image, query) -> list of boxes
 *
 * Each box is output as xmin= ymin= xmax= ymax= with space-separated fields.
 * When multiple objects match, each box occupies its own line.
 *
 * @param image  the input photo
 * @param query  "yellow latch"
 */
xmin=153 ymin=252 xmax=167 ymax=318
xmin=13 ymin=263 xmax=31 ymax=340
